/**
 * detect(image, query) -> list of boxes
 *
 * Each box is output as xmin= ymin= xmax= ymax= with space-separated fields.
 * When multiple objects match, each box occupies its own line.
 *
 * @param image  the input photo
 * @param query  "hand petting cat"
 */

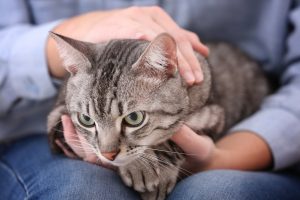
xmin=50 ymin=6 xmax=271 ymax=174
xmin=49 ymin=6 xmax=272 ymax=175
xmin=48 ymin=6 xmax=210 ymax=169
xmin=47 ymin=6 xmax=209 ymax=85
xmin=171 ymin=126 xmax=273 ymax=173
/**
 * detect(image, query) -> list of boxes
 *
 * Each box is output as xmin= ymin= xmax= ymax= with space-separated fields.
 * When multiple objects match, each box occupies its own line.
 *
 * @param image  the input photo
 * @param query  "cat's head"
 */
xmin=51 ymin=32 xmax=189 ymax=166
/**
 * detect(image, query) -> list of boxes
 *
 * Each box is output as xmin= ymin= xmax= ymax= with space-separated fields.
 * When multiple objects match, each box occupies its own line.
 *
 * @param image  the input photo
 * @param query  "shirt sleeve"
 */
xmin=230 ymin=4 xmax=300 ymax=170
xmin=0 ymin=0 xmax=62 ymax=116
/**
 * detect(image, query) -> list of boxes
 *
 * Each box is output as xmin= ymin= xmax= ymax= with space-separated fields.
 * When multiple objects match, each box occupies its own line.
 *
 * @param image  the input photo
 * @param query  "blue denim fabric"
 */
xmin=168 ymin=170 xmax=300 ymax=200
xmin=1 ymin=0 xmax=300 ymax=170
xmin=1 ymin=0 xmax=300 ymax=198
xmin=1 ymin=135 xmax=300 ymax=200
xmin=0 ymin=135 xmax=140 ymax=200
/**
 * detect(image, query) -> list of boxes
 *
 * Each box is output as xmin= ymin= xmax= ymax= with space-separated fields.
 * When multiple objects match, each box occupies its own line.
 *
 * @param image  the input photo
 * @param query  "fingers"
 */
xmin=55 ymin=139 xmax=78 ymax=159
xmin=184 ymin=30 xmax=209 ymax=57
xmin=61 ymin=115 xmax=78 ymax=144
xmin=177 ymin=50 xmax=196 ymax=84
xmin=61 ymin=115 xmax=86 ymax=158
xmin=177 ymin=39 xmax=203 ymax=83
xmin=61 ymin=115 xmax=101 ymax=165
xmin=131 ymin=6 xmax=206 ymax=84
xmin=57 ymin=6 xmax=206 ymax=84
xmin=171 ymin=125 xmax=214 ymax=160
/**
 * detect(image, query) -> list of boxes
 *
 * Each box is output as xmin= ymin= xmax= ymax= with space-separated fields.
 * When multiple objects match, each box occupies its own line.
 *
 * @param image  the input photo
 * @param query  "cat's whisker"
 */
xmin=65 ymin=144 xmax=95 ymax=153
xmin=141 ymin=152 xmax=192 ymax=177
xmin=139 ymin=154 xmax=165 ymax=173
xmin=142 ymin=147 xmax=198 ymax=157
xmin=139 ymin=153 xmax=172 ymax=172
xmin=139 ymin=154 xmax=179 ymax=177
xmin=65 ymin=146 xmax=95 ymax=155
xmin=137 ymin=157 xmax=153 ymax=175
xmin=56 ymin=138 xmax=96 ymax=153
xmin=50 ymin=119 xmax=64 ymax=129
xmin=49 ymin=128 xmax=96 ymax=148
xmin=50 ymin=128 xmax=65 ymax=134
xmin=66 ymin=138 xmax=95 ymax=148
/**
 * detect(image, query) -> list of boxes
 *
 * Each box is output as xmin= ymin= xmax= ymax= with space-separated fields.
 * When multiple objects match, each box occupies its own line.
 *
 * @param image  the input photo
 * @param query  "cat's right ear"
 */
xmin=49 ymin=32 xmax=91 ymax=75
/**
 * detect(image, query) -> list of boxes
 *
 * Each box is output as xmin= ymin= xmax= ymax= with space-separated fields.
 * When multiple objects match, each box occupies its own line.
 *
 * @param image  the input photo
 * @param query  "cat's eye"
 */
xmin=124 ymin=111 xmax=145 ymax=127
xmin=77 ymin=113 xmax=95 ymax=128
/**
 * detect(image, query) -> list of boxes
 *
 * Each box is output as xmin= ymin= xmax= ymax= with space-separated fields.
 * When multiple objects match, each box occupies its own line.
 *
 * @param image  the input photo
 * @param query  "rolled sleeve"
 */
xmin=8 ymin=20 xmax=62 ymax=100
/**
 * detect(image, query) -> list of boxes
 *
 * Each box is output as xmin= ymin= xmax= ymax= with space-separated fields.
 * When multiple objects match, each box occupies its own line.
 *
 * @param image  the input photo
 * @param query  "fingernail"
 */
xmin=195 ymin=70 xmax=203 ymax=83
xmin=203 ymin=45 xmax=210 ymax=57
xmin=184 ymin=71 xmax=195 ymax=84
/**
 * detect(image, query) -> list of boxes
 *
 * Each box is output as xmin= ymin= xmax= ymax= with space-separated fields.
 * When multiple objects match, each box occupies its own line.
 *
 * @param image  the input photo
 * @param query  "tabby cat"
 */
xmin=48 ymin=32 xmax=269 ymax=200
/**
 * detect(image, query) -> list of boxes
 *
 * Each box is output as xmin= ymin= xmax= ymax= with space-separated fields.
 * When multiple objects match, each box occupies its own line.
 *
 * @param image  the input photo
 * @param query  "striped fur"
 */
xmin=48 ymin=33 xmax=269 ymax=200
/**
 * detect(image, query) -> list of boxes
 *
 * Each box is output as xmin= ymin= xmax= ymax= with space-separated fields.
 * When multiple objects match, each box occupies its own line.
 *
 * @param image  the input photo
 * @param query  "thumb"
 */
xmin=171 ymin=125 xmax=213 ymax=159
xmin=61 ymin=115 xmax=86 ymax=158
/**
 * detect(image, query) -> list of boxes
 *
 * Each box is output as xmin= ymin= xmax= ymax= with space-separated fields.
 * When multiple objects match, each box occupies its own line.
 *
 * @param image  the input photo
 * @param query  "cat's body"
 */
xmin=48 ymin=33 xmax=269 ymax=200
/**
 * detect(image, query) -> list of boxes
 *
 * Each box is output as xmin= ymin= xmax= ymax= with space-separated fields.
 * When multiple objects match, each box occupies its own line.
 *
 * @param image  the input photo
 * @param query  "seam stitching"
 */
xmin=0 ymin=158 xmax=30 ymax=199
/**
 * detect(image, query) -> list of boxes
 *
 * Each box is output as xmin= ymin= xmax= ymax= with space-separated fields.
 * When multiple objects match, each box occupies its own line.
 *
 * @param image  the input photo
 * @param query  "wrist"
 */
xmin=213 ymin=132 xmax=273 ymax=170
xmin=201 ymin=147 xmax=225 ymax=171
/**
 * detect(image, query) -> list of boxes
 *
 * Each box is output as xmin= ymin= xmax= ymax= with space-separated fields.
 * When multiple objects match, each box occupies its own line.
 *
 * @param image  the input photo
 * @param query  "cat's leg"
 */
xmin=118 ymin=143 xmax=185 ymax=200
xmin=185 ymin=104 xmax=225 ymax=139
xmin=118 ymin=149 xmax=160 ymax=194
xmin=140 ymin=142 xmax=185 ymax=200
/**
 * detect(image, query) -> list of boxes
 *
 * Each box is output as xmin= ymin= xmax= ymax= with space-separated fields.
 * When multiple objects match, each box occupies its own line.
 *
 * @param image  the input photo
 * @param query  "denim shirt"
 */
xmin=1 ymin=0 xmax=300 ymax=171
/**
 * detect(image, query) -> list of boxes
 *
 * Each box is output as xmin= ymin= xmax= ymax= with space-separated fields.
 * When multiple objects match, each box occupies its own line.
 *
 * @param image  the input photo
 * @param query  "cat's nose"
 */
xmin=101 ymin=149 xmax=120 ymax=161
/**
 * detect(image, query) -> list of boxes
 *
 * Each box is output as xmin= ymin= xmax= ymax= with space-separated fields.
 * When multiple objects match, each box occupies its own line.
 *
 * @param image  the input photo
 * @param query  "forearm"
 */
xmin=47 ymin=11 xmax=116 ymax=79
xmin=208 ymin=132 xmax=273 ymax=171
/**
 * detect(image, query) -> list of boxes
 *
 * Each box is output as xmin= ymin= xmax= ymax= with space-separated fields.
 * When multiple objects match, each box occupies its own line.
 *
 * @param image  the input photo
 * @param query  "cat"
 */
xmin=47 ymin=32 xmax=269 ymax=200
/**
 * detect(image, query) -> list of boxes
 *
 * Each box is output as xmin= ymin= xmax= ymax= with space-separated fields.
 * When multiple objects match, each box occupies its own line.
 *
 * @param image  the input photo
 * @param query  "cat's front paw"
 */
xmin=140 ymin=168 xmax=178 ymax=200
xmin=118 ymin=158 xmax=160 ymax=192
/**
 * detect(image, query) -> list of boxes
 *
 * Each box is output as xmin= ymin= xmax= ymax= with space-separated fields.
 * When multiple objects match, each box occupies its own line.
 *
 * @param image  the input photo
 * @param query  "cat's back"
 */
xmin=206 ymin=42 xmax=269 ymax=129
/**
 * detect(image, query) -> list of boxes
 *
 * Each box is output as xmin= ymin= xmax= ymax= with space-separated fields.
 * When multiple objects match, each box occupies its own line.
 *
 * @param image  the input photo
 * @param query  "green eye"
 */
xmin=77 ymin=113 xmax=95 ymax=128
xmin=124 ymin=111 xmax=145 ymax=127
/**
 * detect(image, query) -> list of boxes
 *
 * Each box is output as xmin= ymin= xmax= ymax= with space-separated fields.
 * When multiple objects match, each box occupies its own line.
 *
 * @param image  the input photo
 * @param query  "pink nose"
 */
xmin=101 ymin=150 xmax=120 ymax=161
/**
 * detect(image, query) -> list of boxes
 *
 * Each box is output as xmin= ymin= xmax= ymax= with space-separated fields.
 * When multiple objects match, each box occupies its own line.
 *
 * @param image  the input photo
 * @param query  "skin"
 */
xmin=47 ymin=6 xmax=209 ymax=84
xmin=171 ymin=125 xmax=273 ymax=173
xmin=48 ymin=7 xmax=273 ymax=173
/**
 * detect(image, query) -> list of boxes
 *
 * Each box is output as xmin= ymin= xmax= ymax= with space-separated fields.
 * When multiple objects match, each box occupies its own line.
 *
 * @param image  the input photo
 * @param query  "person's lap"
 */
xmin=1 ymin=135 xmax=300 ymax=200
xmin=0 ymin=135 xmax=139 ymax=200
xmin=168 ymin=169 xmax=300 ymax=200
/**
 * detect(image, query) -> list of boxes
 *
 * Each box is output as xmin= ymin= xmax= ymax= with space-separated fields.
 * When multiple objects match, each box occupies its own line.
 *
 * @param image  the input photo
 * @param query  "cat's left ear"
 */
xmin=134 ymin=33 xmax=178 ymax=76
xmin=49 ymin=32 xmax=92 ymax=75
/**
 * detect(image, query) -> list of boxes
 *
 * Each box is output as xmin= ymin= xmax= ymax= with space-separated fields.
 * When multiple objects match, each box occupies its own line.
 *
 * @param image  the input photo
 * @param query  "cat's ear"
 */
xmin=134 ymin=33 xmax=178 ymax=76
xmin=49 ymin=32 xmax=91 ymax=75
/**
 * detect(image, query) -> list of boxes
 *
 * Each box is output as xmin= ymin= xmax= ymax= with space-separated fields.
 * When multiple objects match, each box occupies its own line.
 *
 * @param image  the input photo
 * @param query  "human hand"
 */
xmin=47 ymin=6 xmax=209 ymax=85
xmin=171 ymin=125 xmax=273 ymax=173
xmin=58 ymin=115 xmax=115 ymax=169
xmin=171 ymin=125 xmax=218 ymax=173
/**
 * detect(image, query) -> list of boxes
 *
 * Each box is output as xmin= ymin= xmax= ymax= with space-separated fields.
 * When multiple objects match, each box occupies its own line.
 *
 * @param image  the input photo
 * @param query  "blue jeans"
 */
xmin=1 ymin=135 xmax=300 ymax=200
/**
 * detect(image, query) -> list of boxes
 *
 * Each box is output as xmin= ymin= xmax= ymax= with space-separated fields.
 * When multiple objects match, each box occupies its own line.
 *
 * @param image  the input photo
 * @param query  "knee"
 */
xmin=168 ymin=170 xmax=260 ymax=200
xmin=34 ymin=159 xmax=140 ymax=200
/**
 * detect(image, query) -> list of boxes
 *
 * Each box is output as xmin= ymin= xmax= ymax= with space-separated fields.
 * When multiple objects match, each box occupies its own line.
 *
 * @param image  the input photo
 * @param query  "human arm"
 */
xmin=171 ymin=126 xmax=272 ymax=173
xmin=47 ymin=6 xmax=209 ymax=83
xmin=0 ymin=3 xmax=207 ymax=141
xmin=51 ymin=7 xmax=211 ymax=160
xmin=171 ymin=3 xmax=300 ymax=172
xmin=0 ymin=0 xmax=62 ymax=117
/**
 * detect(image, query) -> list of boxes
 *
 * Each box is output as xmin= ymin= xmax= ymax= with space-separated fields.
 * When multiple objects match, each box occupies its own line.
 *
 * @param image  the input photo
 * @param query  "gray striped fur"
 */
xmin=48 ymin=33 xmax=269 ymax=200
